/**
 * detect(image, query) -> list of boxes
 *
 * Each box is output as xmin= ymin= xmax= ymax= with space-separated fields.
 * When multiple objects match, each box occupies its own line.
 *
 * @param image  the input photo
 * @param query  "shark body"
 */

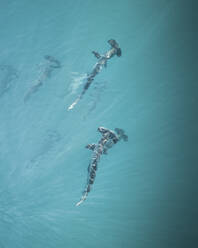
xmin=76 ymin=127 xmax=128 ymax=206
xmin=68 ymin=39 xmax=121 ymax=110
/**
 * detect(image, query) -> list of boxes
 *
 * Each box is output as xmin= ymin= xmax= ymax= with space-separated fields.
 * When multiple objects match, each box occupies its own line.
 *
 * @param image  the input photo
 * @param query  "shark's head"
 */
xmin=108 ymin=39 xmax=122 ymax=57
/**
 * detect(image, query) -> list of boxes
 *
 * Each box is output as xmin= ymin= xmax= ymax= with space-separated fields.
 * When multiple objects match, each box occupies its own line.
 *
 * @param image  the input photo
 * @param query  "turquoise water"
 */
xmin=0 ymin=0 xmax=196 ymax=247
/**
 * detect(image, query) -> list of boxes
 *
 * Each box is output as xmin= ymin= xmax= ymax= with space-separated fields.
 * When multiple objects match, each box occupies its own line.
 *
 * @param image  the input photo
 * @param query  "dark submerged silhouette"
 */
xmin=24 ymin=55 xmax=61 ymax=102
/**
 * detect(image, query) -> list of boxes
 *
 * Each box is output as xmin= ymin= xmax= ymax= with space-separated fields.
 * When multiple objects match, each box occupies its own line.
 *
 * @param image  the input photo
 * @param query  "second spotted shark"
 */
xmin=68 ymin=39 xmax=121 ymax=110
xmin=76 ymin=127 xmax=128 ymax=206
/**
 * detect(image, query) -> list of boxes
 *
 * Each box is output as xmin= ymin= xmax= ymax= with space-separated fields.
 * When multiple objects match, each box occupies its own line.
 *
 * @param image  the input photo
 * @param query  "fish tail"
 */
xmin=75 ymin=191 xmax=88 ymax=206
xmin=67 ymin=97 xmax=80 ymax=110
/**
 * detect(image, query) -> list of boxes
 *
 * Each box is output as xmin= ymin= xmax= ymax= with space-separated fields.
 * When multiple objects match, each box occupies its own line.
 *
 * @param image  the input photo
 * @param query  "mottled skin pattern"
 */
xmin=68 ymin=39 xmax=122 ymax=110
xmin=76 ymin=127 xmax=128 ymax=206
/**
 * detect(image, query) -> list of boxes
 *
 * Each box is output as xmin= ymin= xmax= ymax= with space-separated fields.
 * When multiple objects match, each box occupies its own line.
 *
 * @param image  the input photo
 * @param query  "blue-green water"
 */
xmin=0 ymin=0 xmax=197 ymax=247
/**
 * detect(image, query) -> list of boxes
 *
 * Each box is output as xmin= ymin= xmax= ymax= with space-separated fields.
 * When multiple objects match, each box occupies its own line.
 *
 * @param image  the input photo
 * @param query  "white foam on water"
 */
xmin=68 ymin=72 xmax=87 ymax=95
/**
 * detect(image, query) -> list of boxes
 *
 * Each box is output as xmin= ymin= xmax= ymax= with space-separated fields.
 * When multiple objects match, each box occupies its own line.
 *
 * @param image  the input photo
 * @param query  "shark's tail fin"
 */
xmin=115 ymin=128 xmax=128 ymax=142
xmin=67 ymin=96 xmax=80 ymax=110
xmin=76 ymin=191 xmax=88 ymax=206
xmin=108 ymin=39 xmax=122 ymax=57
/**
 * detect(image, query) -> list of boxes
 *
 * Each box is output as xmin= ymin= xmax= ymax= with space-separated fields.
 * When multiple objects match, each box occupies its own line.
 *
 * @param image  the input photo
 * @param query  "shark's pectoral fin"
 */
xmin=85 ymin=144 xmax=96 ymax=150
xmin=92 ymin=51 xmax=101 ymax=59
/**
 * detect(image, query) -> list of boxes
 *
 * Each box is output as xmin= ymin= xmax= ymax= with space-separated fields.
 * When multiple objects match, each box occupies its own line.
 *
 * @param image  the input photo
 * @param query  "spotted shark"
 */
xmin=76 ymin=127 xmax=128 ymax=206
xmin=68 ymin=39 xmax=121 ymax=110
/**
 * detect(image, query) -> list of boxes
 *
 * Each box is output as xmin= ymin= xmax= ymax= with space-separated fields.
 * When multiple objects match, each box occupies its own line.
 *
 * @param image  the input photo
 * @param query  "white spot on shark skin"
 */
xmin=68 ymin=72 xmax=87 ymax=95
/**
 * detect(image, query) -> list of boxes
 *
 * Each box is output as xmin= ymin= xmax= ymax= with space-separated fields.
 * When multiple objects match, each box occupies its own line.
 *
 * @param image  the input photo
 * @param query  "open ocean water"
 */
xmin=0 ymin=0 xmax=197 ymax=247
